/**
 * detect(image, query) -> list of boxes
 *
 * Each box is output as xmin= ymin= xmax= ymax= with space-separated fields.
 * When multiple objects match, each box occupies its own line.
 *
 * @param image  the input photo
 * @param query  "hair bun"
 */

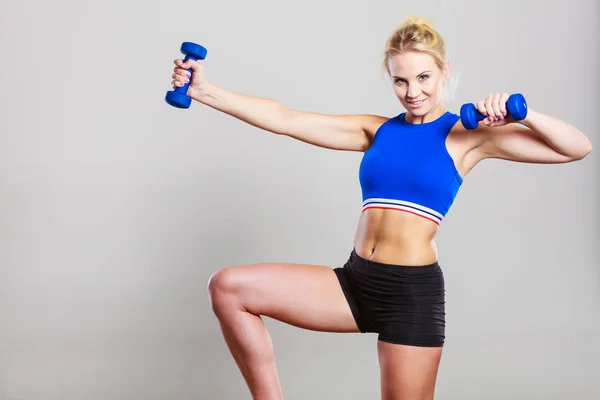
xmin=401 ymin=15 xmax=437 ymax=31
xmin=382 ymin=15 xmax=447 ymax=74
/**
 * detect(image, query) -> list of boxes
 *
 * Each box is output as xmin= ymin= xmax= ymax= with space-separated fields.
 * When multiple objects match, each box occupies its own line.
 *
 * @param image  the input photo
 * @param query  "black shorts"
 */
xmin=334 ymin=249 xmax=446 ymax=347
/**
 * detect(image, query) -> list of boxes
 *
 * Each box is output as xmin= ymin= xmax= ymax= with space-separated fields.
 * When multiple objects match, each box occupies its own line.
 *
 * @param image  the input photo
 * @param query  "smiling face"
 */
xmin=387 ymin=51 xmax=450 ymax=122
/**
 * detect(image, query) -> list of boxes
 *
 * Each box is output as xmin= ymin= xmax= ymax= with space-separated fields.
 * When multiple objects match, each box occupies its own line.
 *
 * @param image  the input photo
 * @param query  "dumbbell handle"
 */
xmin=461 ymin=93 xmax=527 ymax=130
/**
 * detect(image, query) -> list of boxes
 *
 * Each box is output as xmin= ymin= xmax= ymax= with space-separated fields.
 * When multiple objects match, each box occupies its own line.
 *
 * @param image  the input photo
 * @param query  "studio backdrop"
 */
xmin=0 ymin=0 xmax=598 ymax=399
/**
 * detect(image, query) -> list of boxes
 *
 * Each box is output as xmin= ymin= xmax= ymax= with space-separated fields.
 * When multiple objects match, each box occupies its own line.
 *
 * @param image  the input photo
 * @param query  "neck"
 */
xmin=404 ymin=104 xmax=446 ymax=124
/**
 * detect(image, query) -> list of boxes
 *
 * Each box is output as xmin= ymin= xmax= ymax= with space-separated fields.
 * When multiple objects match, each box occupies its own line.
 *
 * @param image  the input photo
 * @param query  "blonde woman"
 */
xmin=169 ymin=16 xmax=592 ymax=400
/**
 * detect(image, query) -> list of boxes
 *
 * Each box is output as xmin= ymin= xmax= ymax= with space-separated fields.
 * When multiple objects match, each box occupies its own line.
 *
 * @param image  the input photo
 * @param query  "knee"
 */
xmin=207 ymin=267 xmax=243 ymax=312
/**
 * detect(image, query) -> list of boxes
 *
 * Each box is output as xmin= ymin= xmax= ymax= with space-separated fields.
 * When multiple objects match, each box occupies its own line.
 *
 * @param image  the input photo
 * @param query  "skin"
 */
xmin=170 ymin=48 xmax=592 ymax=400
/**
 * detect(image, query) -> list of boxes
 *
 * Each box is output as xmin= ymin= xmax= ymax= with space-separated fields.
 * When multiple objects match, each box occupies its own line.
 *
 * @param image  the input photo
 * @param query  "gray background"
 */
xmin=1 ymin=0 xmax=598 ymax=399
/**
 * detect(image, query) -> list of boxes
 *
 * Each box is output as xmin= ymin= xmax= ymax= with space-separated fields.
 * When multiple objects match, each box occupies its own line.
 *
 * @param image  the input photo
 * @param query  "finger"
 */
xmin=492 ymin=93 xmax=502 ymax=120
xmin=475 ymin=100 xmax=490 ymax=125
xmin=177 ymin=59 xmax=194 ymax=72
xmin=484 ymin=95 xmax=495 ymax=121
xmin=172 ymin=67 xmax=191 ymax=79
xmin=171 ymin=72 xmax=190 ymax=84
xmin=499 ymin=93 xmax=509 ymax=117
xmin=476 ymin=100 xmax=487 ymax=116
xmin=179 ymin=59 xmax=198 ymax=70
xmin=173 ymin=59 xmax=192 ymax=79
xmin=171 ymin=79 xmax=187 ymax=88
xmin=183 ymin=59 xmax=201 ymax=71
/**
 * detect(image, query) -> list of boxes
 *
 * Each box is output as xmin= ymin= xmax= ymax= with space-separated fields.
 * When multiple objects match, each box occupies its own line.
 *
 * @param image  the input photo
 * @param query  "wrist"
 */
xmin=519 ymin=107 xmax=536 ymax=127
xmin=194 ymin=82 xmax=216 ymax=104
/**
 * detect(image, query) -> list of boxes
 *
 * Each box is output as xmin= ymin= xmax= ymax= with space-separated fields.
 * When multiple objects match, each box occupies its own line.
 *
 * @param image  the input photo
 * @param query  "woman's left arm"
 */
xmin=474 ymin=93 xmax=593 ymax=163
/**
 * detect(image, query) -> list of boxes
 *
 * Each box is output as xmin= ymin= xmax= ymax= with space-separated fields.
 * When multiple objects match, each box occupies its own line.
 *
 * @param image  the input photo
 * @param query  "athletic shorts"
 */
xmin=334 ymin=249 xmax=446 ymax=347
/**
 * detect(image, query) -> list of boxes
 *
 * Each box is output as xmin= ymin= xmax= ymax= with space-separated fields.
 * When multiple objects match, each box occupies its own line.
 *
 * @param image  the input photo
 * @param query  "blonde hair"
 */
xmin=382 ymin=16 xmax=458 ymax=102
xmin=383 ymin=16 xmax=447 ymax=75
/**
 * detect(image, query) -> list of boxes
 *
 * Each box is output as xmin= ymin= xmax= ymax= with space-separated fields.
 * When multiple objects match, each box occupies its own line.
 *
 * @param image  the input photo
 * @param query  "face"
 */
xmin=387 ymin=51 xmax=449 ymax=119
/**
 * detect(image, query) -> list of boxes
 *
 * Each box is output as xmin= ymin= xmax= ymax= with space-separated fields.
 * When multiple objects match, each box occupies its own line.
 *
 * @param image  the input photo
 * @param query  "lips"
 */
xmin=407 ymin=98 xmax=427 ymax=107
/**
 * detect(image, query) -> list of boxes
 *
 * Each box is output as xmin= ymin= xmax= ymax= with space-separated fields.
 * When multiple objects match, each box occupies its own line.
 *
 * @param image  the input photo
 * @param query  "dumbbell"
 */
xmin=165 ymin=42 xmax=208 ymax=109
xmin=460 ymin=93 xmax=527 ymax=130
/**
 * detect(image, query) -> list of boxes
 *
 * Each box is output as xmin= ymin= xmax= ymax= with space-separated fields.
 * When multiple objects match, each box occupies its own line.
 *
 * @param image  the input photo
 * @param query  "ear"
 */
xmin=442 ymin=60 xmax=451 ymax=82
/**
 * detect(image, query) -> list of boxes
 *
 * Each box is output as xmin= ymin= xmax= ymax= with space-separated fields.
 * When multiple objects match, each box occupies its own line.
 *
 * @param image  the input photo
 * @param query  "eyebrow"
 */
xmin=392 ymin=70 xmax=432 ymax=79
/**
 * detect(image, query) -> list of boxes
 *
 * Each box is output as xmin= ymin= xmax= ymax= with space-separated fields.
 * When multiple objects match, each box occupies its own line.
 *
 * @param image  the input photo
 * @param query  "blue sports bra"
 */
xmin=358 ymin=111 xmax=463 ymax=225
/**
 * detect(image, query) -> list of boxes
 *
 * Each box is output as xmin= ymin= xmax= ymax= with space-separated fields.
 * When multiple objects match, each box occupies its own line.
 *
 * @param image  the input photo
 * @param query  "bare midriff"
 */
xmin=353 ymin=208 xmax=440 ymax=266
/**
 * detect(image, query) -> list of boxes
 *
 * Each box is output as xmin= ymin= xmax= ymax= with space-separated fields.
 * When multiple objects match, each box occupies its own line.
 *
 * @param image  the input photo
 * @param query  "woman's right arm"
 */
xmin=172 ymin=59 xmax=387 ymax=152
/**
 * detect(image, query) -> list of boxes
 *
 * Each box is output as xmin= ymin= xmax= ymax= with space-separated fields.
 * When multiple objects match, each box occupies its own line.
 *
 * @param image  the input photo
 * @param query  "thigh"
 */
xmin=208 ymin=261 xmax=360 ymax=333
xmin=378 ymin=341 xmax=443 ymax=400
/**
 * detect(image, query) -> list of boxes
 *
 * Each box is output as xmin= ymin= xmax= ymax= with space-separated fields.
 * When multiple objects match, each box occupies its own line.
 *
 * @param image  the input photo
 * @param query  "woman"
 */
xmin=169 ymin=16 xmax=592 ymax=400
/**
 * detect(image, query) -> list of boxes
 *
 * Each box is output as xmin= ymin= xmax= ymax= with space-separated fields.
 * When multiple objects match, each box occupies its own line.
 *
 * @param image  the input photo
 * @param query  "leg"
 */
xmin=207 ymin=262 xmax=359 ymax=400
xmin=378 ymin=341 xmax=443 ymax=400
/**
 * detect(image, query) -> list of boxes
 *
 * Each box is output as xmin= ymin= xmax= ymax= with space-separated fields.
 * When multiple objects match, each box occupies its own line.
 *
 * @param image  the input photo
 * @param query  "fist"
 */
xmin=475 ymin=92 xmax=511 ymax=127
xmin=170 ymin=58 xmax=208 ymax=101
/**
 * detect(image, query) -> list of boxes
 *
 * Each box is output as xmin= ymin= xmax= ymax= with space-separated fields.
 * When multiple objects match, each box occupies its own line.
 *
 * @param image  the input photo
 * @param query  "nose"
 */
xmin=407 ymin=84 xmax=421 ymax=99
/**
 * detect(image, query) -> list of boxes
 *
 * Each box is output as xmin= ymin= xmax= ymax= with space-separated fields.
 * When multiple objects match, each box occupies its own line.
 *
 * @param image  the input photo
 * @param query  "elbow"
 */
xmin=568 ymin=141 xmax=592 ymax=161
xmin=275 ymin=103 xmax=294 ymax=136
xmin=579 ymin=140 xmax=593 ymax=159
xmin=584 ymin=141 xmax=593 ymax=158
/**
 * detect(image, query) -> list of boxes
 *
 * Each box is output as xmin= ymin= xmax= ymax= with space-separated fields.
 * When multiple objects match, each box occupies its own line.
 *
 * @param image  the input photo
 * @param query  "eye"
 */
xmin=394 ymin=78 xmax=406 ymax=84
xmin=418 ymin=74 xmax=429 ymax=81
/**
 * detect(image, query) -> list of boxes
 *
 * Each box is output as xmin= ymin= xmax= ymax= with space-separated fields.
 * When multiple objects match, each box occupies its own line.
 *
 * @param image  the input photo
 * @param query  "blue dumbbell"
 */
xmin=165 ymin=42 xmax=208 ymax=109
xmin=460 ymin=93 xmax=528 ymax=130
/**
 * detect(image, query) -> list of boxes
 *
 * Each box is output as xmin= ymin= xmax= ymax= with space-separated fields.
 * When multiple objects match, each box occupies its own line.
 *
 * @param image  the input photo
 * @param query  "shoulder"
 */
xmin=361 ymin=114 xmax=392 ymax=140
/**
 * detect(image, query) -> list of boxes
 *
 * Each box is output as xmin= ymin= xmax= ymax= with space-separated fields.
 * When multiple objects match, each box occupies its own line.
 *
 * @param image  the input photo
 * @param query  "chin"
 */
xmin=404 ymin=106 xmax=433 ymax=117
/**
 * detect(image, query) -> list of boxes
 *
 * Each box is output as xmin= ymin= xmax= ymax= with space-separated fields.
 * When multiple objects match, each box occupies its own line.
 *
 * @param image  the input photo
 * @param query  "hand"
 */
xmin=171 ymin=58 xmax=209 ymax=103
xmin=475 ymin=92 xmax=511 ymax=127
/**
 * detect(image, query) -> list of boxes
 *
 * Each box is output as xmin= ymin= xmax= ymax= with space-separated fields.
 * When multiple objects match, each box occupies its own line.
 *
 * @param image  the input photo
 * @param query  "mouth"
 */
xmin=406 ymin=98 xmax=427 ymax=108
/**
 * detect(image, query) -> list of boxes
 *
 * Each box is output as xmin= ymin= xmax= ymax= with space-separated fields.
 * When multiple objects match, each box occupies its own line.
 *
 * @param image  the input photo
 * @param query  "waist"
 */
xmin=354 ymin=208 xmax=439 ymax=266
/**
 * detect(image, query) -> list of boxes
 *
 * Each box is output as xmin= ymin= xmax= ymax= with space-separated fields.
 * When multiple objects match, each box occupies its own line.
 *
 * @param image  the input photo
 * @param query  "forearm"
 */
xmin=520 ymin=108 xmax=592 ymax=159
xmin=194 ymin=83 xmax=288 ymax=134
